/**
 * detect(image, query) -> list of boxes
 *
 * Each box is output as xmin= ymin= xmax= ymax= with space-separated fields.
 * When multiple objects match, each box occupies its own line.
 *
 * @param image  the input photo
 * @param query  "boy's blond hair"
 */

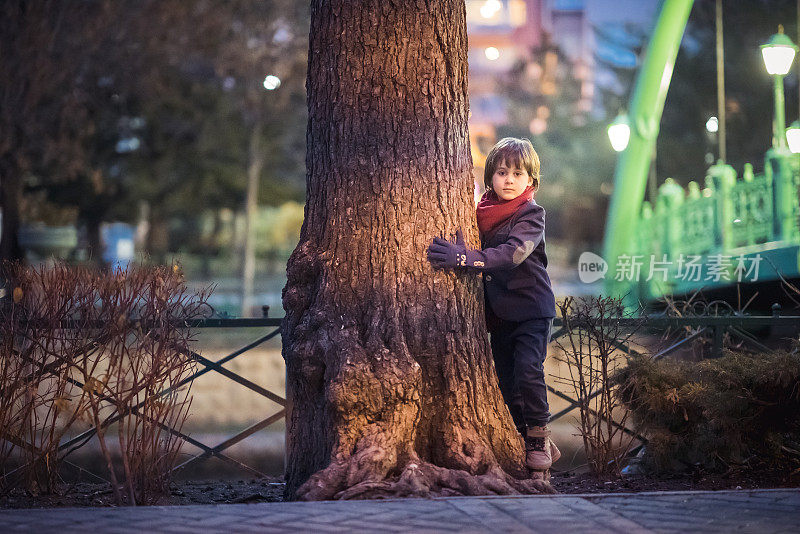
xmin=483 ymin=137 xmax=541 ymax=191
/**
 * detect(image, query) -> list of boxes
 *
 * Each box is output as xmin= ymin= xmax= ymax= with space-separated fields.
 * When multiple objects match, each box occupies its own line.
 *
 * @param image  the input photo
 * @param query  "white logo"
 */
xmin=580 ymin=252 xmax=762 ymax=284
xmin=578 ymin=251 xmax=608 ymax=283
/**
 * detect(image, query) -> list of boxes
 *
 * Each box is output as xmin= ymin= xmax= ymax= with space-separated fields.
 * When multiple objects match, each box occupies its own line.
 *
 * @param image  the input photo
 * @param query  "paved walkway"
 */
xmin=1 ymin=489 xmax=797 ymax=533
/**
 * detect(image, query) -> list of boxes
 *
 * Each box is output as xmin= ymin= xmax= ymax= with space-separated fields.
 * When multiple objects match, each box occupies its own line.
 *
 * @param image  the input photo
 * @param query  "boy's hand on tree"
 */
xmin=427 ymin=229 xmax=467 ymax=268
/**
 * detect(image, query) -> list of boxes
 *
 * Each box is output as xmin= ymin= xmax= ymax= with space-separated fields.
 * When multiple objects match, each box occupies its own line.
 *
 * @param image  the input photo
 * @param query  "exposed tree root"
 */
xmin=296 ymin=452 xmax=554 ymax=501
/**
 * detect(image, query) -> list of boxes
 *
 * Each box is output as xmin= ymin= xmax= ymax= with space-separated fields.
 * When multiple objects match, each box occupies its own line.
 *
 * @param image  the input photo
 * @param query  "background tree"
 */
xmin=282 ymin=0 xmax=550 ymax=500
xmin=500 ymin=37 xmax=618 ymax=258
xmin=0 ymin=1 xmax=101 ymax=261
xmin=1 ymin=1 xmax=307 ymax=267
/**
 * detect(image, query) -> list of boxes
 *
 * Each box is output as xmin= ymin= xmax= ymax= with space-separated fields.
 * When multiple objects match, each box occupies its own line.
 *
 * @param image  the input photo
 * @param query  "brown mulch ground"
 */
xmin=1 ymin=469 xmax=798 ymax=508
xmin=550 ymin=468 xmax=799 ymax=494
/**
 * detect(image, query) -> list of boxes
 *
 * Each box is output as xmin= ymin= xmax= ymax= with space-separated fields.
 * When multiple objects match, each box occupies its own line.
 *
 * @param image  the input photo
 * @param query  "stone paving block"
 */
xmin=444 ymin=498 xmax=538 ymax=533
xmin=483 ymin=496 xmax=646 ymax=534
xmin=555 ymin=496 xmax=654 ymax=533
xmin=590 ymin=491 xmax=800 ymax=534
xmin=1 ymin=489 xmax=798 ymax=533
xmin=330 ymin=519 xmax=410 ymax=532
xmin=233 ymin=523 xmax=297 ymax=534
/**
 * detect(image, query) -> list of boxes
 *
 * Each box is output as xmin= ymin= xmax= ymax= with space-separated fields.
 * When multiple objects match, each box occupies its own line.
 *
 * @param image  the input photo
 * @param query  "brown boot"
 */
xmin=525 ymin=425 xmax=561 ymax=470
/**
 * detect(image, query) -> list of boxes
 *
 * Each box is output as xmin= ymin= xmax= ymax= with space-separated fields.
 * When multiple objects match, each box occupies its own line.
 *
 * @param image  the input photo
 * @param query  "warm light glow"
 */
xmin=484 ymin=47 xmax=500 ymax=61
xmin=761 ymin=46 xmax=797 ymax=75
xmin=706 ymin=116 xmax=719 ymax=133
xmin=607 ymin=114 xmax=630 ymax=152
xmin=787 ymin=121 xmax=800 ymax=153
xmin=480 ymin=0 xmax=502 ymax=18
xmin=529 ymin=117 xmax=547 ymax=135
xmin=263 ymin=75 xmax=281 ymax=90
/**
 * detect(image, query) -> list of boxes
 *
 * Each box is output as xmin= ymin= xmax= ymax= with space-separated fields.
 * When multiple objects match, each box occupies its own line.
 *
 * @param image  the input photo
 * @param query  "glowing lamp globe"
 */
xmin=263 ymin=75 xmax=281 ymax=91
xmin=607 ymin=114 xmax=631 ymax=152
xmin=761 ymin=28 xmax=798 ymax=76
xmin=787 ymin=121 xmax=800 ymax=153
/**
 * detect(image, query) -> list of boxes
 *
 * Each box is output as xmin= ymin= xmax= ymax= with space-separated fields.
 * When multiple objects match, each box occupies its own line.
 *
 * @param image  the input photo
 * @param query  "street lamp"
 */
xmin=263 ymin=75 xmax=281 ymax=91
xmin=787 ymin=120 xmax=800 ymax=153
xmin=761 ymin=25 xmax=798 ymax=149
xmin=607 ymin=113 xmax=630 ymax=152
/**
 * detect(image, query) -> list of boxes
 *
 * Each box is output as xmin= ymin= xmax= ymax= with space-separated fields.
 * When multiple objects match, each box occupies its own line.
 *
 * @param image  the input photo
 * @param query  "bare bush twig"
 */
xmin=1 ymin=262 xmax=210 ymax=504
xmin=551 ymin=295 xmax=644 ymax=478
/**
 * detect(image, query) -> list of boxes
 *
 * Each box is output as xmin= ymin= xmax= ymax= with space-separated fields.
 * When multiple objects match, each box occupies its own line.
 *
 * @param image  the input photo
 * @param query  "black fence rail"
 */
xmin=34 ymin=310 xmax=800 ymax=479
xmin=546 ymin=307 xmax=800 ymax=452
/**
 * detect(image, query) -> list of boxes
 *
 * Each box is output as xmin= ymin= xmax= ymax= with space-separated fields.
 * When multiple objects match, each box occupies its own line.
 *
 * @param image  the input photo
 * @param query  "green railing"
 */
xmin=628 ymin=149 xmax=800 ymax=302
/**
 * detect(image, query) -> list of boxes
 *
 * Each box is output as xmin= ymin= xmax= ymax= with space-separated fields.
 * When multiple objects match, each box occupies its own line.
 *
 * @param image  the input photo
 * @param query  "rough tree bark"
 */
xmin=282 ymin=0 xmax=552 ymax=500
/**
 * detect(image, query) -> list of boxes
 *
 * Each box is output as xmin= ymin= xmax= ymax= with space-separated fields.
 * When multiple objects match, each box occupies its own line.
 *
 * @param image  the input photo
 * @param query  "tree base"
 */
xmin=296 ymin=457 xmax=554 ymax=501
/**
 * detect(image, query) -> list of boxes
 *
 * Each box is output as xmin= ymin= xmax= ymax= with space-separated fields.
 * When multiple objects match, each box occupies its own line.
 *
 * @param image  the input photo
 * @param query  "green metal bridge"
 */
xmin=630 ymin=150 xmax=800 ymax=304
xmin=602 ymin=0 xmax=800 ymax=309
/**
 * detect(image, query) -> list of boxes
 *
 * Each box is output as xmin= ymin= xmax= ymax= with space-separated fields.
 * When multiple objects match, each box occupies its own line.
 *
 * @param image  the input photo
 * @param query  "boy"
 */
xmin=427 ymin=137 xmax=559 ymax=470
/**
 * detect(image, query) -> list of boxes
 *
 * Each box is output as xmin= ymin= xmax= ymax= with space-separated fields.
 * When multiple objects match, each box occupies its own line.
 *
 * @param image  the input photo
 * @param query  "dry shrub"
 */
xmin=0 ymin=262 xmax=210 ymax=504
xmin=618 ymin=345 xmax=800 ymax=473
xmin=0 ymin=263 xmax=95 ymax=493
xmin=551 ymin=295 xmax=643 ymax=478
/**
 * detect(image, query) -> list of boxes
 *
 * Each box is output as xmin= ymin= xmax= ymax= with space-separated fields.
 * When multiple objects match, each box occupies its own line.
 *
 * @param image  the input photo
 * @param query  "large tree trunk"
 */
xmin=282 ymin=0 xmax=551 ymax=500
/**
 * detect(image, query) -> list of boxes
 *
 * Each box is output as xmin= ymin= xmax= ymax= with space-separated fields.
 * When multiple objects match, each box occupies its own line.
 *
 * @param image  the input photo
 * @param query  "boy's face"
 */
xmin=491 ymin=160 xmax=532 ymax=201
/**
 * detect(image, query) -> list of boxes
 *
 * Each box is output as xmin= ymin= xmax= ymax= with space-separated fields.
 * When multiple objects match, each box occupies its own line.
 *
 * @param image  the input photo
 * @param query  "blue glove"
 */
xmin=427 ymin=229 xmax=467 ymax=269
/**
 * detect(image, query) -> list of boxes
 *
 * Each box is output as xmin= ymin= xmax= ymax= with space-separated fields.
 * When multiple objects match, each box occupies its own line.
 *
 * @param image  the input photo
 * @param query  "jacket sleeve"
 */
xmin=464 ymin=205 xmax=545 ymax=271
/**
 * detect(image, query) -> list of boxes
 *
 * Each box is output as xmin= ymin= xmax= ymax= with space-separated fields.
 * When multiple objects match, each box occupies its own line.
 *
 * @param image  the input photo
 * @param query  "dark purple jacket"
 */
xmin=464 ymin=199 xmax=556 ymax=321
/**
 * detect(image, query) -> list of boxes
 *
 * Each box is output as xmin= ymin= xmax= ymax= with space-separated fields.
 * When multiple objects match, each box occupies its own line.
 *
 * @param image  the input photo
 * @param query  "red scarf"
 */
xmin=476 ymin=186 xmax=534 ymax=238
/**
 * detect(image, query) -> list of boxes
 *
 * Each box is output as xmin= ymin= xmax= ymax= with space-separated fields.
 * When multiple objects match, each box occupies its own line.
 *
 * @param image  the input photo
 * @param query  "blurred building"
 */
xmin=467 ymin=0 xmax=594 ymax=198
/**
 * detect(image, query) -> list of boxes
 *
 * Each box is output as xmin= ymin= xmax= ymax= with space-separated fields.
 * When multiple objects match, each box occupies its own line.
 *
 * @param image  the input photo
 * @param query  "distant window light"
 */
xmin=508 ymin=0 xmax=526 ymax=25
xmin=480 ymin=0 xmax=502 ymax=19
xmin=115 ymin=137 xmax=141 ymax=154
xmin=529 ymin=118 xmax=547 ymax=135
xmin=466 ymin=0 xmax=525 ymax=28
xmin=272 ymin=22 xmax=292 ymax=44
xmin=536 ymin=106 xmax=550 ymax=120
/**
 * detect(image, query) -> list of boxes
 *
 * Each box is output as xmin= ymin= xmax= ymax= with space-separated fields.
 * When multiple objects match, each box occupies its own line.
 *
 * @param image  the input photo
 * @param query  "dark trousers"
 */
xmin=488 ymin=313 xmax=553 ymax=431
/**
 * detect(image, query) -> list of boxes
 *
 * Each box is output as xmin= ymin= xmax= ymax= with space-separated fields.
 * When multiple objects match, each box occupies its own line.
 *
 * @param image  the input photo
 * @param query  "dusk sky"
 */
xmin=585 ymin=0 xmax=660 ymax=27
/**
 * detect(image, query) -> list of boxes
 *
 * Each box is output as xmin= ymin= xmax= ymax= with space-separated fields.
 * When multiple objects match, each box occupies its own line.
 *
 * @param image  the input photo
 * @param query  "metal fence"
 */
xmin=47 ymin=309 xmax=800 ymax=479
